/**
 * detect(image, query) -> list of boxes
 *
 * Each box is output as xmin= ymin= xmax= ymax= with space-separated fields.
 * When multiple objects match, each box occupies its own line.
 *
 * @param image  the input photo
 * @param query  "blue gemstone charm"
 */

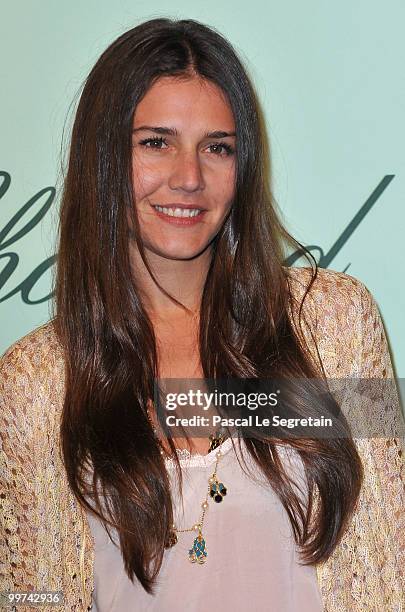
xmin=189 ymin=533 xmax=208 ymax=564
xmin=210 ymin=479 xmax=227 ymax=503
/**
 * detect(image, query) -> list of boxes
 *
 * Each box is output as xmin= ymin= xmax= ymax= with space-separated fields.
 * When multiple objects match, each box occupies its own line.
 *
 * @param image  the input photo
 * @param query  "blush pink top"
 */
xmin=86 ymin=439 xmax=323 ymax=611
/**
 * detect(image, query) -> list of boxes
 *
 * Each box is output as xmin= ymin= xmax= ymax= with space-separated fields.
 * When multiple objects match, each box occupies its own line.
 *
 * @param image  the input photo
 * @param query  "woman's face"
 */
xmin=131 ymin=75 xmax=236 ymax=260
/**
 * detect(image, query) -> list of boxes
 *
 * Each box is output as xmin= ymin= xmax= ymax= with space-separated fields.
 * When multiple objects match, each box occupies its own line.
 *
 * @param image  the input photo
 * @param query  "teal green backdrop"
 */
xmin=1 ymin=2 xmax=403 ymax=404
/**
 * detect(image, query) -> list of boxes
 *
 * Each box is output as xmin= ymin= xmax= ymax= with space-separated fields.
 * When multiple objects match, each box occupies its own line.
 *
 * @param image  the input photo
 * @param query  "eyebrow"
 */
xmin=132 ymin=126 xmax=236 ymax=138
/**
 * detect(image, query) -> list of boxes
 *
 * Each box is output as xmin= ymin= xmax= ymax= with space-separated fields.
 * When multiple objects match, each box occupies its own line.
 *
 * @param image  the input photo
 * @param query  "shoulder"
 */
xmin=0 ymin=320 xmax=65 ymax=427
xmin=284 ymin=265 xmax=377 ymax=328
xmin=284 ymin=265 xmax=372 ymax=306
xmin=284 ymin=266 xmax=381 ymax=376
xmin=1 ymin=319 xmax=64 ymax=381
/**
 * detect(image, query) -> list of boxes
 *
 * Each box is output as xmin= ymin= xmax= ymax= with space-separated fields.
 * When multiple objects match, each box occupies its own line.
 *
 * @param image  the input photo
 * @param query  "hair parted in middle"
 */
xmin=54 ymin=17 xmax=363 ymax=595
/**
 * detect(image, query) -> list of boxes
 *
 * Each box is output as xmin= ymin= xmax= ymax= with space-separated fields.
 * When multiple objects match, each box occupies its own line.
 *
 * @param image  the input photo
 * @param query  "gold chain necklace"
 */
xmin=146 ymin=406 xmax=228 ymax=564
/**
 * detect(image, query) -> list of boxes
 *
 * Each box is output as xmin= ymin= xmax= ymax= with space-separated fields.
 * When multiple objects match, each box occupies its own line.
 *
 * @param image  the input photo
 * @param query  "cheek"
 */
xmin=215 ymin=165 xmax=236 ymax=206
xmin=132 ymin=158 xmax=164 ymax=202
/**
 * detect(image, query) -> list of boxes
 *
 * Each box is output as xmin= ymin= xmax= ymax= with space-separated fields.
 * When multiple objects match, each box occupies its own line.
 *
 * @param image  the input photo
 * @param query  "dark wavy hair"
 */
xmin=53 ymin=17 xmax=363 ymax=594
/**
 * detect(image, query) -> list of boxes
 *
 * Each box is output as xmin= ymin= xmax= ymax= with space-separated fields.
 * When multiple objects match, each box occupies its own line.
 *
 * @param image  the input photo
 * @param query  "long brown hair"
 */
xmin=53 ymin=17 xmax=363 ymax=594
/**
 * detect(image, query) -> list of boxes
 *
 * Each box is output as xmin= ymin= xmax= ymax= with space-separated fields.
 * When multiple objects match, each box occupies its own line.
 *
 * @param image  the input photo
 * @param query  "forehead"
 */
xmin=133 ymin=75 xmax=235 ymax=129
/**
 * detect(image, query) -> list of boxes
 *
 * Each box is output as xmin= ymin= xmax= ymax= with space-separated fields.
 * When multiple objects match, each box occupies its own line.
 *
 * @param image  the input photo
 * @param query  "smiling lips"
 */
xmin=151 ymin=204 xmax=206 ymax=225
xmin=153 ymin=205 xmax=202 ymax=218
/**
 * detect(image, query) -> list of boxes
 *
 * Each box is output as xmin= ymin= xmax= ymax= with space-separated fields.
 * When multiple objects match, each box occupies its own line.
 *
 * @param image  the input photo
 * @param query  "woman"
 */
xmin=0 ymin=17 xmax=403 ymax=612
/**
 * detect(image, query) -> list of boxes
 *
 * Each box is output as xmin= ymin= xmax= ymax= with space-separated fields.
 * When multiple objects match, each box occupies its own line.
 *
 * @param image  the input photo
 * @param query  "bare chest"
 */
xmin=152 ymin=324 xmax=212 ymax=455
xmin=155 ymin=317 xmax=203 ymax=378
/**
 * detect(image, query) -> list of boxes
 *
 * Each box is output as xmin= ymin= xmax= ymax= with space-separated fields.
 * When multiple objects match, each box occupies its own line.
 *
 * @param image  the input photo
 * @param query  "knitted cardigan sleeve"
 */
xmin=311 ymin=274 xmax=405 ymax=611
xmin=0 ymin=325 xmax=69 ymax=610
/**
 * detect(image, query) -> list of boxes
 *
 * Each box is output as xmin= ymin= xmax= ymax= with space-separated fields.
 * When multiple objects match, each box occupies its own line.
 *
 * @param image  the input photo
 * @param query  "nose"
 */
xmin=168 ymin=148 xmax=205 ymax=193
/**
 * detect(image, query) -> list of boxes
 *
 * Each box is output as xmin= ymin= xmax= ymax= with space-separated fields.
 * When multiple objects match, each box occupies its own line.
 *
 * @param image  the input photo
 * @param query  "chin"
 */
xmin=151 ymin=242 xmax=211 ymax=261
xmin=162 ymin=249 xmax=208 ymax=261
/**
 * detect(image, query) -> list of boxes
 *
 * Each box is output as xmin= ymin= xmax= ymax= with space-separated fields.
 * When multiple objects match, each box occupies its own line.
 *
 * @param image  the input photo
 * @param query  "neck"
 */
xmin=129 ymin=244 xmax=212 ymax=321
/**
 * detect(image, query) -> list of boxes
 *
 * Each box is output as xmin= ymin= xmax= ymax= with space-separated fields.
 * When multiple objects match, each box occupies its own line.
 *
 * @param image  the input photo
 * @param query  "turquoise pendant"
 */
xmin=210 ymin=479 xmax=227 ymax=503
xmin=189 ymin=533 xmax=208 ymax=564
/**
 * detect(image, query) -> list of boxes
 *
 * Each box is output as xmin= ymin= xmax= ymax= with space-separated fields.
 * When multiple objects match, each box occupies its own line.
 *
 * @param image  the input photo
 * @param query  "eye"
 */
xmin=207 ymin=142 xmax=235 ymax=156
xmin=138 ymin=136 xmax=168 ymax=149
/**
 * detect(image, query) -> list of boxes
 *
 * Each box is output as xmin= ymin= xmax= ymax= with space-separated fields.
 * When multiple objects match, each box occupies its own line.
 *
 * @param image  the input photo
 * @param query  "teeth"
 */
xmin=154 ymin=205 xmax=202 ymax=218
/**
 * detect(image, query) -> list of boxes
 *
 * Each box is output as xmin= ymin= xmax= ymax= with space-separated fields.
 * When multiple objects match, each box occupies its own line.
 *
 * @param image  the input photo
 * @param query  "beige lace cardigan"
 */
xmin=1 ymin=267 xmax=404 ymax=611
